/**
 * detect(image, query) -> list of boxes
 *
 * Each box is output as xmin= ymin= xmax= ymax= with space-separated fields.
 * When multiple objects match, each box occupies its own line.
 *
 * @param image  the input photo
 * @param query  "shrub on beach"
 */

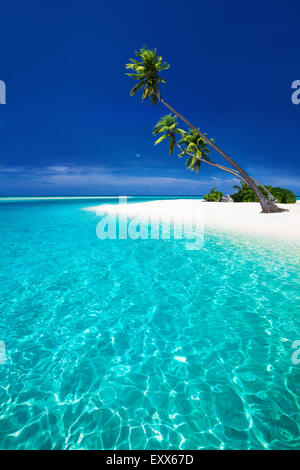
xmin=269 ymin=187 xmax=296 ymax=204
xmin=231 ymin=183 xmax=259 ymax=202
xmin=204 ymin=187 xmax=223 ymax=202
xmin=231 ymin=183 xmax=296 ymax=203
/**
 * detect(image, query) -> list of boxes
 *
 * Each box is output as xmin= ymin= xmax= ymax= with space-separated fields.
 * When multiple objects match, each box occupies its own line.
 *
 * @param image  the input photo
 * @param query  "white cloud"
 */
xmin=210 ymin=176 xmax=240 ymax=185
xmin=0 ymin=164 xmax=213 ymax=191
xmin=245 ymin=166 xmax=300 ymax=190
xmin=1 ymin=164 xmax=299 ymax=194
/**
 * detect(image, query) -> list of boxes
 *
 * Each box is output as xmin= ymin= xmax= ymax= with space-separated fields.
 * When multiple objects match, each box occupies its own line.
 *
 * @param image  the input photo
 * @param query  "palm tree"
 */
xmin=153 ymin=115 xmax=277 ymax=199
xmin=126 ymin=48 xmax=284 ymax=213
xmin=153 ymin=114 xmax=248 ymax=181
xmin=153 ymin=114 xmax=182 ymax=155
xmin=177 ymin=129 xmax=211 ymax=174
xmin=178 ymin=128 xmax=242 ymax=179
xmin=126 ymin=48 xmax=169 ymax=105
xmin=178 ymin=128 xmax=277 ymax=201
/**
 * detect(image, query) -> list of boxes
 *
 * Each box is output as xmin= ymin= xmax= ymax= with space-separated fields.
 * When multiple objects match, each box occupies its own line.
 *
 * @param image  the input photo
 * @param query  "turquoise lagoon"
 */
xmin=0 ymin=197 xmax=299 ymax=450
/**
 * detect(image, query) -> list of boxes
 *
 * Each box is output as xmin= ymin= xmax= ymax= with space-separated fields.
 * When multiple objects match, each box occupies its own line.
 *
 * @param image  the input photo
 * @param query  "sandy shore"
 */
xmin=85 ymin=199 xmax=300 ymax=241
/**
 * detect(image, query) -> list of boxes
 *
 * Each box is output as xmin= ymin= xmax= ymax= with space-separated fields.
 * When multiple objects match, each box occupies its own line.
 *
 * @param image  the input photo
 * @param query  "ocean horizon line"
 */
xmin=1 ymin=195 xmax=299 ymax=201
xmin=0 ymin=195 xmax=206 ymax=200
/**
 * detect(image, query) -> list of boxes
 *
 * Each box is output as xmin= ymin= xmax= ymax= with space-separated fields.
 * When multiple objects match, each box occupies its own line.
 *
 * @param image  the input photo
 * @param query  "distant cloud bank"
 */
xmin=0 ymin=164 xmax=299 ymax=196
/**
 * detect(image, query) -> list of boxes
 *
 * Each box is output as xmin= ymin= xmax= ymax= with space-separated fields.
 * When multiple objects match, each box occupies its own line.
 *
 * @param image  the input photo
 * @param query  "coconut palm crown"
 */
xmin=178 ymin=129 xmax=212 ymax=173
xmin=153 ymin=115 xmax=212 ymax=174
xmin=125 ymin=48 xmax=169 ymax=105
xmin=153 ymin=114 xmax=184 ymax=155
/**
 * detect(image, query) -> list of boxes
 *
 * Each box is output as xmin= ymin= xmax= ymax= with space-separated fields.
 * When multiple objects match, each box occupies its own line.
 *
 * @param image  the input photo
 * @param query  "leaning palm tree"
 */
xmin=126 ymin=48 xmax=284 ymax=212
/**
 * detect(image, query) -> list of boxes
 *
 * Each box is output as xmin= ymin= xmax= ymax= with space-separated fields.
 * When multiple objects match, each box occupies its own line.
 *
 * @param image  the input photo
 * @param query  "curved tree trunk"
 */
xmin=183 ymin=146 xmax=276 ymax=201
xmin=159 ymin=96 xmax=286 ymax=213
xmin=182 ymin=144 xmax=276 ymax=202
xmin=250 ymin=179 xmax=276 ymax=202
xmin=177 ymin=143 xmax=246 ymax=183
xmin=188 ymin=153 xmax=275 ymax=201
xmin=210 ymin=164 xmax=276 ymax=202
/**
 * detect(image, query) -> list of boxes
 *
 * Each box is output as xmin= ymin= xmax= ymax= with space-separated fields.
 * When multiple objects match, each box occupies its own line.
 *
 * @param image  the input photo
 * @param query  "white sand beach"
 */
xmin=85 ymin=199 xmax=300 ymax=241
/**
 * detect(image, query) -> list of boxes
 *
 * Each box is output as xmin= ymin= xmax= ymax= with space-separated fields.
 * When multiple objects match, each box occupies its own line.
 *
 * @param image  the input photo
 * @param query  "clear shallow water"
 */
xmin=0 ymin=197 xmax=299 ymax=450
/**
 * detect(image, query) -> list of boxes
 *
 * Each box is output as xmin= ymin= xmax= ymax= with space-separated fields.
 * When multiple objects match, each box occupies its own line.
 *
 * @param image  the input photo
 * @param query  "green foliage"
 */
xmin=204 ymin=187 xmax=223 ymax=202
xmin=269 ymin=187 xmax=296 ymax=204
xmin=231 ymin=182 xmax=258 ymax=202
xmin=126 ymin=48 xmax=169 ymax=105
xmin=185 ymin=155 xmax=201 ymax=173
xmin=153 ymin=114 xmax=183 ymax=155
xmin=153 ymin=116 xmax=213 ymax=173
xmin=231 ymin=182 xmax=296 ymax=203
xmin=178 ymin=129 xmax=212 ymax=174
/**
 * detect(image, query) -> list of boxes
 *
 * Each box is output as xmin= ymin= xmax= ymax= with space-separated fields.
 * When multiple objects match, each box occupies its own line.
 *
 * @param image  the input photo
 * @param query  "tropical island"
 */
xmin=88 ymin=47 xmax=300 ymax=241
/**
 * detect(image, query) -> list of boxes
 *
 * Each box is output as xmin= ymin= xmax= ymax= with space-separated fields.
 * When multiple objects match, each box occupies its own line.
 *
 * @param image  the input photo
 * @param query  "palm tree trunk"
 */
xmin=204 ymin=162 xmax=275 ymax=202
xmin=250 ymin=179 xmax=276 ymax=202
xmin=180 ymin=144 xmax=276 ymax=201
xmin=177 ymin=143 xmax=246 ymax=183
xmin=159 ymin=96 xmax=286 ymax=213
xmin=203 ymin=163 xmax=276 ymax=203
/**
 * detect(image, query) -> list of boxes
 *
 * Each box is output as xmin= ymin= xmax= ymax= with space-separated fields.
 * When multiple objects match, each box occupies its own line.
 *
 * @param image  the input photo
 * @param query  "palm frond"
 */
xmin=178 ymin=128 xmax=212 ymax=173
xmin=154 ymin=134 xmax=168 ymax=145
xmin=153 ymin=114 xmax=177 ymax=135
xmin=152 ymin=114 xmax=178 ymax=156
xmin=130 ymin=82 xmax=145 ymax=96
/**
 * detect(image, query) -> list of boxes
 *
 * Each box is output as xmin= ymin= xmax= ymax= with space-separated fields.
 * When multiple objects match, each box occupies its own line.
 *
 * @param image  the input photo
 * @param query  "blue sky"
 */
xmin=0 ymin=0 xmax=299 ymax=196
